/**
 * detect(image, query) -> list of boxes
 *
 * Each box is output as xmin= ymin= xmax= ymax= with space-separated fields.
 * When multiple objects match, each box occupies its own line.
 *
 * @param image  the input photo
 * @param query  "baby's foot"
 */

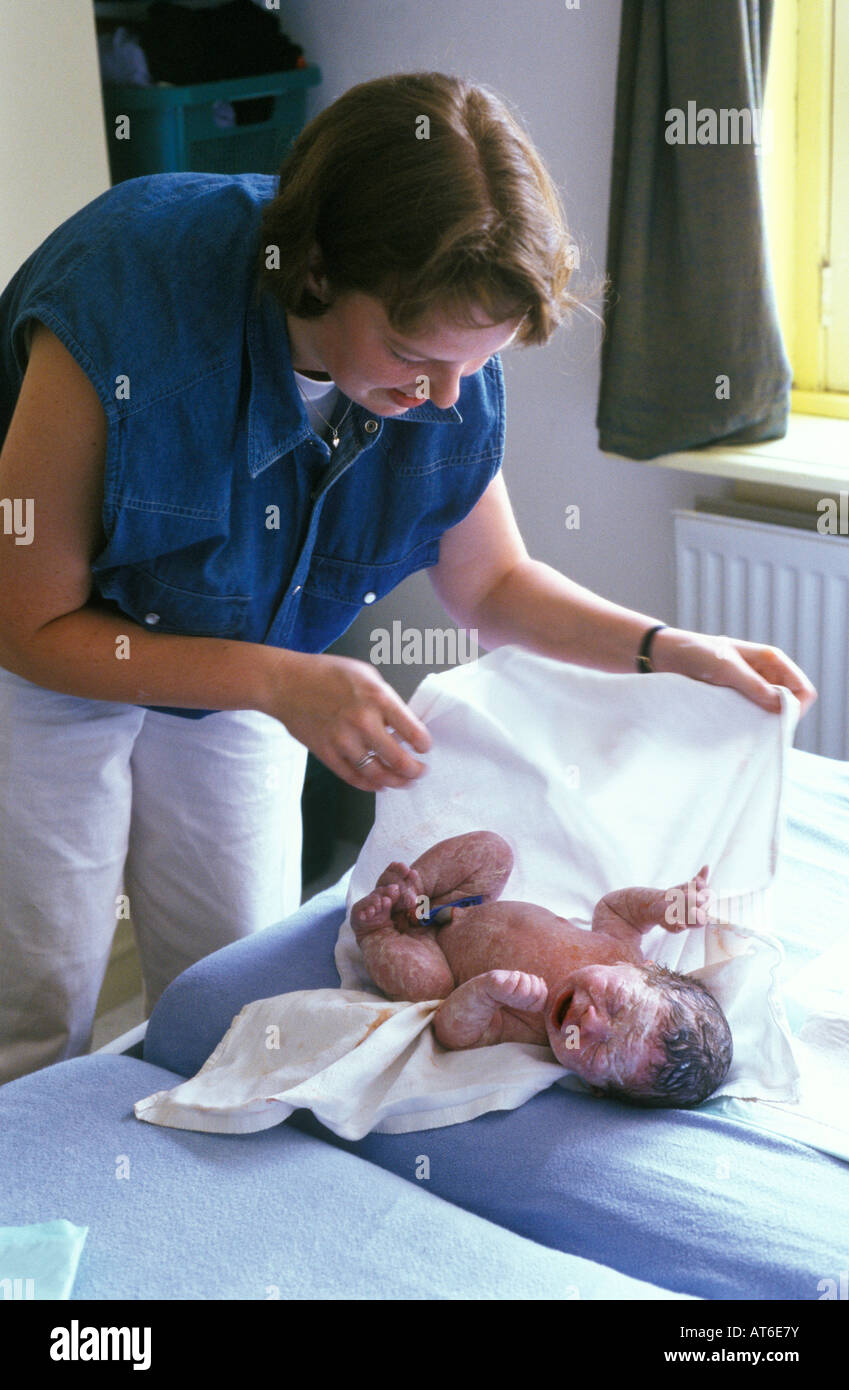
xmin=351 ymin=883 xmax=407 ymax=939
xmin=375 ymin=861 xmax=424 ymax=919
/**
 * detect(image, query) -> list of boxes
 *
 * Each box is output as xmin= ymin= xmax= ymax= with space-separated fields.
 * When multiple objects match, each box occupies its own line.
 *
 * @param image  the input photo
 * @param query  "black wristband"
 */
xmin=636 ymin=624 xmax=668 ymax=673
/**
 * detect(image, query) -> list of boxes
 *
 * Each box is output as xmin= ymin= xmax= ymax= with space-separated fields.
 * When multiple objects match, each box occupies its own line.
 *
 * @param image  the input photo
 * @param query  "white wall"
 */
xmin=0 ymin=0 xmax=111 ymax=286
xmin=277 ymin=0 xmax=730 ymax=703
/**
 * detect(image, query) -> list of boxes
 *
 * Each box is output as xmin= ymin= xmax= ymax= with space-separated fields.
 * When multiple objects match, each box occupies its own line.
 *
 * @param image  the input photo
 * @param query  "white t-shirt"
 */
xmin=293 ymin=368 xmax=343 ymax=446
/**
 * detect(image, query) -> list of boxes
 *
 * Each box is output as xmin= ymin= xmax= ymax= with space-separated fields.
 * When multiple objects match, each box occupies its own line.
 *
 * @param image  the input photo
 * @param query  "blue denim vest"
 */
xmin=0 ymin=173 xmax=505 ymax=717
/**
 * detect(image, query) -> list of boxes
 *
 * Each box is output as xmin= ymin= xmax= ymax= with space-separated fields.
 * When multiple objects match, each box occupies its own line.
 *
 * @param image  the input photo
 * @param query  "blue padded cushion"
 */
xmin=142 ymin=750 xmax=849 ymax=1300
xmin=0 ymin=1054 xmax=689 ymax=1300
xmin=144 ymin=877 xmax=349 ymax=1077
xmin=290 ymin=1084 xmax=849 ymax=1301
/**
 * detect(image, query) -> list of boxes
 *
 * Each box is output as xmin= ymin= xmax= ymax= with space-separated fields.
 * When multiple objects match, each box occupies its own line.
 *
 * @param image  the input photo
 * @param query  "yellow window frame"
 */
xmin=764 ymin=0 xmax=849 ymax=418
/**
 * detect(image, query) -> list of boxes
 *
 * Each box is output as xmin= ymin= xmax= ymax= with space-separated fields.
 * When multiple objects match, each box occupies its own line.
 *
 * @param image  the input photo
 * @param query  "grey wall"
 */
xmin=277 ymin=0 xmax=730 ymax=838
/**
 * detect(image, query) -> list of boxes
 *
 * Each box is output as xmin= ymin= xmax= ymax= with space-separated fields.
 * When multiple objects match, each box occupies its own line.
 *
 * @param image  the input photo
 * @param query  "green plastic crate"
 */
xmin=102 ymin=65 xmax=321 ymax=181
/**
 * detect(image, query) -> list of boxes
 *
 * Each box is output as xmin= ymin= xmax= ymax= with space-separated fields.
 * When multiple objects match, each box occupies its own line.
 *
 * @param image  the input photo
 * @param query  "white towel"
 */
xmin=135 ymin=648 xmax=801 ymax=1139
xmin=710 ymin=930 xmax=849 ymax=1160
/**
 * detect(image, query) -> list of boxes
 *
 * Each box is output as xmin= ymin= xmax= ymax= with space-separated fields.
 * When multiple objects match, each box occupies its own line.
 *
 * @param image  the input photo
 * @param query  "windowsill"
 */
xmin=642 ymin=413 xmax=849 ymax=494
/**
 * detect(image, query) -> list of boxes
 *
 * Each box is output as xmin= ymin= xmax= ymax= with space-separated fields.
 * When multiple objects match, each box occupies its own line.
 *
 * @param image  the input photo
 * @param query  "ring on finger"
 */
xmin=354 ymin=749 xmax=378 ymax=769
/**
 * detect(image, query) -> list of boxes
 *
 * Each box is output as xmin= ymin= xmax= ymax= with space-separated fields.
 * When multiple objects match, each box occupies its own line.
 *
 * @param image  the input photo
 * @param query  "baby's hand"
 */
xmin=663 ymin=864 xmax=712 ymax=932
xmin=481 ymin=970 xmax=549 ymax=1012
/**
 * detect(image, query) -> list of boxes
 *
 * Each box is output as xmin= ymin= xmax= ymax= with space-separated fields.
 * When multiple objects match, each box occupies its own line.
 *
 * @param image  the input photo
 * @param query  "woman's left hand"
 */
xmin=649 ymin=627 xmax=818 ymax=716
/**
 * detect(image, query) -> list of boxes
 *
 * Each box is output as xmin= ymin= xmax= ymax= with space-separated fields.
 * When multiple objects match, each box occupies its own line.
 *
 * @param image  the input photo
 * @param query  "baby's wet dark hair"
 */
xmin=602 ymin=962 xmax=733 ymax=1109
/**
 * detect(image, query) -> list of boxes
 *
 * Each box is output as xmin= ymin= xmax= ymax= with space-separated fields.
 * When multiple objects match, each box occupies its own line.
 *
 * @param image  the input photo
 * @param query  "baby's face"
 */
xmin=544 ymin=961 xmax=668 ymax=1089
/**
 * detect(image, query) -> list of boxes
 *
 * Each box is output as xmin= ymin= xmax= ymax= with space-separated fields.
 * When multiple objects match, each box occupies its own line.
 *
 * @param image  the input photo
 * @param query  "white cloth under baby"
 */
xmin=135 ymin=647 xmax=801 ymax=1139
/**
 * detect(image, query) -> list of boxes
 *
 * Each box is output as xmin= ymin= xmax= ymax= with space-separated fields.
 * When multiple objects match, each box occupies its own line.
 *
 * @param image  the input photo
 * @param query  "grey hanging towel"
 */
xmin=596 ymin=0 xmax=792 ymax=461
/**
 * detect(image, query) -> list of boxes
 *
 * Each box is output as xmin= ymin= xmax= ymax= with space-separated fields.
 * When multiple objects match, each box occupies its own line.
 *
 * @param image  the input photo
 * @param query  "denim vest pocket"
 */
xmin=293 ymin=538 xmax=441 ymax=651
xmin=302 ymin=538 xmax=440 ymax=606
xmin=95 ymin=565 xmax=251 ymax=638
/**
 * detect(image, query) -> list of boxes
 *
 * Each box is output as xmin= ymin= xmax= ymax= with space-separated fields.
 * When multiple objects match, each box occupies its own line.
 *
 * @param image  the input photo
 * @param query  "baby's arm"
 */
xmin=433 ymin=970 xmax=548 ymax=1049
xmin=591 ymin=865 xmax=712 ymax=953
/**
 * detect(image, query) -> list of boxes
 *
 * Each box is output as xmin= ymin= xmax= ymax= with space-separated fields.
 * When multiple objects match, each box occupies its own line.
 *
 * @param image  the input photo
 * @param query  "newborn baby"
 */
xmin=351 ymin=831 xmax=733 ymax=1108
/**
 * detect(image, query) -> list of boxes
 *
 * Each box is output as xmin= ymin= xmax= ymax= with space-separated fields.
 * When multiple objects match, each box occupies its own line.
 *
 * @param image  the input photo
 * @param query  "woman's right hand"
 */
xmin=266 ymin=650 xmax=432 ymax=791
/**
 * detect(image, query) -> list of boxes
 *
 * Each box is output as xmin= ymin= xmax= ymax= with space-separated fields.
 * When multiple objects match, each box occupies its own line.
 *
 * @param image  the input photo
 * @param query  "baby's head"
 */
xmin=545 ymin=959 xmax=733 ymax=1109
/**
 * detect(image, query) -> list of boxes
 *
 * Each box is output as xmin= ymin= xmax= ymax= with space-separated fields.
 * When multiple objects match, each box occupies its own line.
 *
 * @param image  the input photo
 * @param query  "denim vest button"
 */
xmin=144 ymin=613 xmax=160 ymax=625
xmin=364 ymin=420 xmax=378 ymax=433
xmin=292 ymin=585 xmax=302 ymax=595
xmin=363 ymin=591 xmax=377 ymax=604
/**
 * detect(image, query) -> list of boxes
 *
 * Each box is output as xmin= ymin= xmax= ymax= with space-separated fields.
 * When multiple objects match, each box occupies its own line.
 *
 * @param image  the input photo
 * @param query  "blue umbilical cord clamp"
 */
xmin=418 ymin=894 xmax=485 ymax=925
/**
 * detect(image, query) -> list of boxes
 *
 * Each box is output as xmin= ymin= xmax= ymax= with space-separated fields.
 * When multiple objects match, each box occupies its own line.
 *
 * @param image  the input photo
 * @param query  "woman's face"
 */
xmin=286 ymin=288 xmax=521 ymax=414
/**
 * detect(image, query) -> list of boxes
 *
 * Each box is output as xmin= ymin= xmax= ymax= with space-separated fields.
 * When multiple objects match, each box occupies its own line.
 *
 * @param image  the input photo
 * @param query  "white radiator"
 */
xmin=674 ymin=509 xmax=849 ymax=760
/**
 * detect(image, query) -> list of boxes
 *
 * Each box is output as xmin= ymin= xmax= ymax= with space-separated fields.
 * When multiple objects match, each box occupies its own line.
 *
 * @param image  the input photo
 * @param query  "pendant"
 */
xmin=331 ymin=435 xmax=339 ymax=449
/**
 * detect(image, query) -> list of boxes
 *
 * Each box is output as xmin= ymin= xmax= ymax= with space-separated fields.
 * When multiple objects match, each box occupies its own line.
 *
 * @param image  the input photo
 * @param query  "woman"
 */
xmin=0 ymin=72 xmax=815 ymax=1085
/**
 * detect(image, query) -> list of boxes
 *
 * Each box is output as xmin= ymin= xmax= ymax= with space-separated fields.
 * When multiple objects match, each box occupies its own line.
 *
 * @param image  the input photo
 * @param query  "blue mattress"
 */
xmin=1 ymin=1053 xmax=692 ymax=1300
xmin=140 ymin=747 xmax=849 ymax=1301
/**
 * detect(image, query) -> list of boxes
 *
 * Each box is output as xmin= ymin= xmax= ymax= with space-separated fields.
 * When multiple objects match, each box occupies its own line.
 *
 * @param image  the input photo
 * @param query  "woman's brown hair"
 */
xmin=255 ymin=71 xmax=593 ymax=345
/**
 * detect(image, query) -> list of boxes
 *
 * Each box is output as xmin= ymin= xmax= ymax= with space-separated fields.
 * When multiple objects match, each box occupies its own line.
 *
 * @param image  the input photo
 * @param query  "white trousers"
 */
xmin=0 ymin=664 xmax=307 ymax=1085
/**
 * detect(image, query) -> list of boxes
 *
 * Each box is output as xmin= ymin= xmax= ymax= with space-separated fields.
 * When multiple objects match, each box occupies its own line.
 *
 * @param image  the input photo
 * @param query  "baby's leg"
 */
xmin=351 ymin=879 xmax=454 ymax=1002
xmin=591 ymin=865 xmax=712 ymax=952
xmin=351 ymin=833 xmax=513 ymax=1002
xmin=433 ymin=970 xmax=548 ymax=1049
xmin=409 ymin=831 xmax=513 ymax=915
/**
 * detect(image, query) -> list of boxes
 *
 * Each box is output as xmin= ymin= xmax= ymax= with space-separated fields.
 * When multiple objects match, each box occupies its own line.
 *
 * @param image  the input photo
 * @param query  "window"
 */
xmin=764 ymin=0 xmax=849 ymax=418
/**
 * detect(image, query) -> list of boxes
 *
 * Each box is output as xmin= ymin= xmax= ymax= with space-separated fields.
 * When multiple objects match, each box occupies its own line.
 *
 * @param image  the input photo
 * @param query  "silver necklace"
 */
xmin=296 ymin=380 xmax=354 ymax=449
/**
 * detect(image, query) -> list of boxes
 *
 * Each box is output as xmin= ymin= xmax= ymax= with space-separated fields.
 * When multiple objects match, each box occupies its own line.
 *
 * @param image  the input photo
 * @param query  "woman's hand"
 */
xmin=266 ymin=650 xmax=431 ymax=791
xmin=650 ymin=627 xmax=818 ymax=716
